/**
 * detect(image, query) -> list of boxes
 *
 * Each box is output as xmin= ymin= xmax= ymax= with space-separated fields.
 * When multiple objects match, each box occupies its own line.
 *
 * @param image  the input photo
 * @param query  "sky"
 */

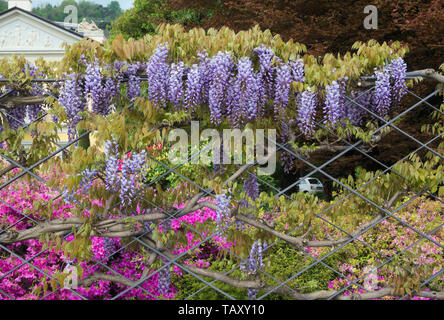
xmin=32 ymin=0 xmax=135 ymax=11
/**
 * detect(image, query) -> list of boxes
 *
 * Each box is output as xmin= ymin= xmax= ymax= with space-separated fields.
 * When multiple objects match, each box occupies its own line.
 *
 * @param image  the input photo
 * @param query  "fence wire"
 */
xmin=0 ymin=75 xmax=442 ymax=301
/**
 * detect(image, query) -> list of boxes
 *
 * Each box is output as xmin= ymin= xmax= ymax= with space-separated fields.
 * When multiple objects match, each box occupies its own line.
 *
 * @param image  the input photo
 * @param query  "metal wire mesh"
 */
xmin=0 ymin=75 xmax=442 ymax=301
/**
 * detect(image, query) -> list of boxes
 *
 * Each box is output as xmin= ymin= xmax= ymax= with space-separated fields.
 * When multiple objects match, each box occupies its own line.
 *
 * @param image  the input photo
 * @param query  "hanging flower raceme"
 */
xmin=184 ymin=51 xmax=212 ymax=112
xmin=59 ymin=73 xmax=85 ymax=140
xmin=244 ymin=174 xmax=259 ymax=201
xmin=157 ymin=264 xmax=172 ymax=296
xmin=104 ymin=137 xmax=120 ymax=192
xmin=298 ymin=87 xmax=317 ymax=136
xmin=240 ymin=174 xmax=260 ymax=215
xmin=215 ymin=193 xmax=231 ymax=234
xmin=84 ymin=59 xmax=117 ymax=116
xmin=79 ymin=168 xmax=99 ymax=194
xmin=61 ymin=167 xmax=98 ymax=205
xmin=240 ymin=240 xmax=266 ymax=300
xmin=146 ymin=43 xmax=170 ymax=108
xmin=84 ymin=59 xmax=104 ymax=114
xmin=230 ymin=57 xmax=261 ymax=125
xmin=344 ymin=90 xmax=371 ymax=126
xmin=25 ymin=64 xmax=45 ymax=124
xmin=169 ymin=61 xmax=186 ymax=108
xmin=274 ymin=63 xmax=292 ymax=117
xmin=374 ymin=68 xmax=392 ymax=117
xmin=241 ymin=240 xmax=265 ymax=273
xmin=125 ymin=62 xmax=144 ymax=100
xmin=103 ymin=237 xmax=118 ymax=260
xmin=324 ymin=81 xmax=344 ymax=126
xmin=253 ymin=45 xmax=276 ymax=104
xmin=104 ymin=138 xmax=148 ymax=208
xmin=5 ymin=105 xmax=27 ymax=132
xmin=289 ymin=58 xmax=305 ymax=84
xmin=208 ymin=51 xmax=234 ymax=125
xmin=184 ymin=64 xmax=202 ymax=112
xmin=197 ymin=50 xmax=212 ymax=105
xmin=323 ymin=76 xmax=349 ymax=127
xmin=388 ymin=57 xmax=407 ymax=105
xmin=119 ymin=150 xmax=148 ymax=207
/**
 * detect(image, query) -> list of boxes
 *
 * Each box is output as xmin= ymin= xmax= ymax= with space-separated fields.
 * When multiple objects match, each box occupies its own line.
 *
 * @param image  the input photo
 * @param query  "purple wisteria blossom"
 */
xmin=324 ymin=81 xmax=343 ymax=126
xmin=297 ymin=87 xmax=317 ymax=136
xmin=344 ymin=90 xmax=372 ymax=125
xmin=104 ymin=137 xmax=120 ymax=192
xmin=119 ymin=150 xmax=148 ymax=207
xmin=253 ymin=45 xmax=276 ymax=101
xmin=244 ymin=174 xmax=259 ymax=201
xmin=289 ymin=58 xmax=305 ymax=83
xmin=230 ymin=57 xmax=261 ymax=125
xmin=388 ymin=57 xmax=407 ymax=105
xmin=84 ymin=59 xmax=104 ymax=115
xmin=125 ymin=62 xmax=144 ymax=100
xmin=146 ymin=43 xmax=170 ymax=108
xmin=157 ymin=265 xmax=171 ymax=296
xmin=184 ymin=64 xmax=201 ymax=111
xmin=5 ymin=106 xmax=27 ymax=131
xmin=240 ymin=240 xmax=266 ymax=300
xmin=103 ymin=237 xmax=118 ymax=260
xmin=215 ymin=193 xmax=231 ymax=234
xmin=84 ymin=60 xmax=118 ymax=116
xmin=79 ymin=167 xmax=99 ymax=194
xmin=169 ymin=61 xmax=186 ymax=108
xmin=25 ymin=64 xmax=44 ymax=124
xmin=104 ymin=136 xmax=148 ymax=208
xmin=208 ymin=51 xmax=234 ymax=125
xmin=197 ymin=50 xmax=212 ymax=104
xmin=274 ymin=63 xmax=292 ymax=116
xmin=59 ymin=73 xmax=85 ymax=140
xmin=374 ymin=68 xmax=392 ymax=117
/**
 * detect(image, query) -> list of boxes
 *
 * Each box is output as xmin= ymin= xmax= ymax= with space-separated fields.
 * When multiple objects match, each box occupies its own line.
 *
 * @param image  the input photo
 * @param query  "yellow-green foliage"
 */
xmin=55 ymin=24 xmax=409 ymax=85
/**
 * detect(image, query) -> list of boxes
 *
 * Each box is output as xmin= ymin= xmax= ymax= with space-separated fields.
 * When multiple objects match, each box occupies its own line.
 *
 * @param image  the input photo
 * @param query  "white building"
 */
xmin=0 ymin=0 xmax=106 ymax=61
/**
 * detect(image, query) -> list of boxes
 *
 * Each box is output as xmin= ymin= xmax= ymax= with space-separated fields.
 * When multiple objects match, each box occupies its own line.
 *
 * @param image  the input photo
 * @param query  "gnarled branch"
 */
xmin=0 ymin=95 xmax=49 ymax=110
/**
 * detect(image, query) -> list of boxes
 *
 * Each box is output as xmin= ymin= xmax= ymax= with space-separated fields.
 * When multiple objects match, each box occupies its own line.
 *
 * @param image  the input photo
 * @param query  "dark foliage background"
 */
xmin=111 ymin=0 xmax=443 ymax=71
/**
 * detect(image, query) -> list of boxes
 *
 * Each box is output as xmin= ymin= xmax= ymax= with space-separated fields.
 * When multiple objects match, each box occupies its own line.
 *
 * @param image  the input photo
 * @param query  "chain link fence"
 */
xmin=0 ymin=73 xmax=443 ymax=300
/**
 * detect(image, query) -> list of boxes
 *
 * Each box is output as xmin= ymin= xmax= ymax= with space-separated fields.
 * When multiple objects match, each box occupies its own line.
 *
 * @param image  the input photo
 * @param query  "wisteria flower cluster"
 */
xmin=58 ymin=73 xmax=85 ymax=140
xmin=104 ymin=137 xmax=148 ymax=207
xmin=52 ymin=46 xmax=410 ymax=149
xmin=240 ymin=240 xmax=266 ymax=300
xmin=215 ymin=193 xmax=231 ymax=235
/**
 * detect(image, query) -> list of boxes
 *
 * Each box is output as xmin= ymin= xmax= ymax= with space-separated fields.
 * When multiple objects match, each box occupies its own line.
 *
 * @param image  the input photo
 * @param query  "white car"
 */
xmin=296 ymin=178 xmax=324 ymax=194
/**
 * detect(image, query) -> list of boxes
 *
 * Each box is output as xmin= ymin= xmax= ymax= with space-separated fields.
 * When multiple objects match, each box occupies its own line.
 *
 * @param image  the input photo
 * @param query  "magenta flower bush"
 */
xmin=0 ymin=171 xmax=234 ymax=300
xmin=2 ymin=171 xmax=441 ymax=300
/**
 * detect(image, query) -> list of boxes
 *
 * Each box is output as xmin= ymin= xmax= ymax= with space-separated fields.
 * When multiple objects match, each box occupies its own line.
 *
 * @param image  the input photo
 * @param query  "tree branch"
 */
xmin=0 ymin=95 xmax=49 ymax=110
xmin=78 ymin=272 xmax=136 ymax=288
xmin=235 ymin=190 xmax=404 ymax=248
xmin=407 ymin=69 xmax=444 ymax=84
xmin=223 ymin=144 xmax=273 ymax=186
xmin=0 ymin=163 xmax=17 ymax=177
xmin=0 ymin=217 xmax=82 ymax=244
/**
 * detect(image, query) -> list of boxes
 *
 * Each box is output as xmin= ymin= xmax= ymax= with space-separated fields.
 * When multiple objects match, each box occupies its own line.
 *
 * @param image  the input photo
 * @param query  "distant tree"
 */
xmin=110 ymin=0 xmax=215 ymax=39
xmin=0 ymin=0 xmax=7 ymax=12
xmin=30 ymin=0 xmax=123 ymax=31
xmin=111 ymin=0 xmax=167 ymax=39
xmin=107 ymin=1 xmax=122 ymax=14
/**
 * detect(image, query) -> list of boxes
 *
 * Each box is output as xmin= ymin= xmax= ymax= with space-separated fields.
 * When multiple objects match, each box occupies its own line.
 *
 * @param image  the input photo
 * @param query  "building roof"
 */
xmin=0 ymin=6 xmax=84 ymax=39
